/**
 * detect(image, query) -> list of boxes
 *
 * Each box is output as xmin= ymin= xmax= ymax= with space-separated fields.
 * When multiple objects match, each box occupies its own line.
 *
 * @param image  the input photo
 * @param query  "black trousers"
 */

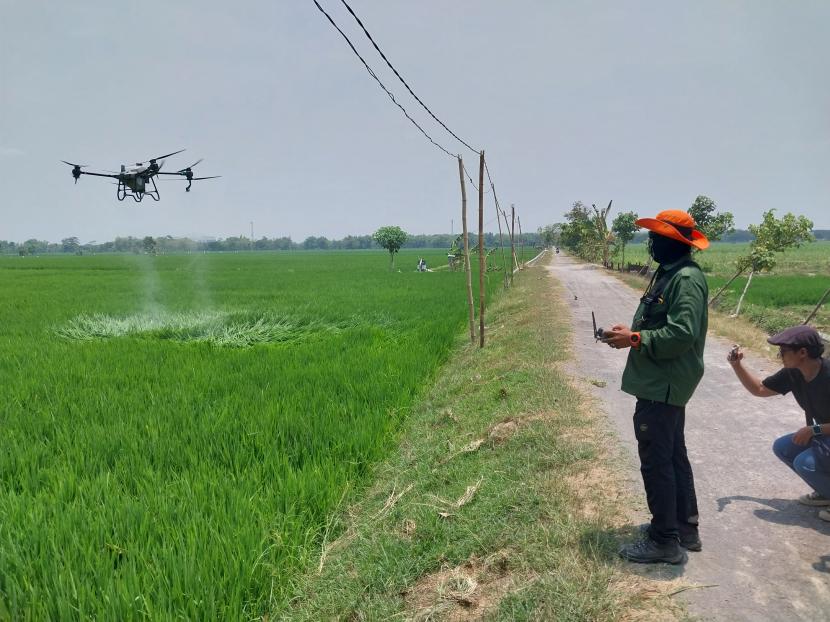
xmin=633 ymin=398 xmax=699 ymax=544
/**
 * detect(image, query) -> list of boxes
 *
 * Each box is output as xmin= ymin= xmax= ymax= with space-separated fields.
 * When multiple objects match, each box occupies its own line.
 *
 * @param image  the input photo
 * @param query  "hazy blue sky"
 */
xmin=2 ymin=1 xmax=828 ymax=243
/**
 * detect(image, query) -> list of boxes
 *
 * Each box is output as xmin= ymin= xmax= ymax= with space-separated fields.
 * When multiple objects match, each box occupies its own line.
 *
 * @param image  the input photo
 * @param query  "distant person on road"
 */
xmin=727 ymin=326 xmax=830 ymax=521
xmin=417 ymin=257 xmax=426 ymax=272
xmin=601 ymin=210 xmax=709 ymax=564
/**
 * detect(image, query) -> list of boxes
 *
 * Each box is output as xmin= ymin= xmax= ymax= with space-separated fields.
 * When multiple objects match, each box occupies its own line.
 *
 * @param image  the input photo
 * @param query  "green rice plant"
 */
xmin=0 ymin=249 xmax=505 ymax=619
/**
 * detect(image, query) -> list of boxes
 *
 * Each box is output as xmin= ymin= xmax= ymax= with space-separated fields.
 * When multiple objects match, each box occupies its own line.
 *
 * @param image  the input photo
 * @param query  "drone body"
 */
xmin=61 ymin=150 xmax=219 ymax=202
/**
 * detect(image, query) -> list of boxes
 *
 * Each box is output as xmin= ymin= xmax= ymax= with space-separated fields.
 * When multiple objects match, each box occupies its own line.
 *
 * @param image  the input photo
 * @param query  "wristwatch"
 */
xmin=630 ymin=332 xmax=641 ymax=348
xmin=812 ymin=424 xmax=822 ymax=436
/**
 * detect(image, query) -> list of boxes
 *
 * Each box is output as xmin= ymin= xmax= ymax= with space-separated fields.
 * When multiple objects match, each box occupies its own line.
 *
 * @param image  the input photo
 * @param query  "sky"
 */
xmin=1 ymin=0 xmax=829 ymax=244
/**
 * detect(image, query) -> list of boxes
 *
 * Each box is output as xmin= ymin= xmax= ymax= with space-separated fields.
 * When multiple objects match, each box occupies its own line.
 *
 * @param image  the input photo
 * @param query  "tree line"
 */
xmin=1 ymin=232 xmax=541 ymax=256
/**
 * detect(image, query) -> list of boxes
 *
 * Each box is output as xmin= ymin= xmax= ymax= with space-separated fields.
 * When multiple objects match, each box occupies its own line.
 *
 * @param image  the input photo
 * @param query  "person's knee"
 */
xmin=793 ymin=450 xmax=817 ymax=476
xmin=772 ymin=433 xmax=797 ymax=461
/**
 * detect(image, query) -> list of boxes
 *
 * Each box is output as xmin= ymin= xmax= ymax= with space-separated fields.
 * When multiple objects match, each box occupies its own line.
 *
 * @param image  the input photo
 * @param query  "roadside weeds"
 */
xmin=281 ymin=259 xmax=688 ymax=621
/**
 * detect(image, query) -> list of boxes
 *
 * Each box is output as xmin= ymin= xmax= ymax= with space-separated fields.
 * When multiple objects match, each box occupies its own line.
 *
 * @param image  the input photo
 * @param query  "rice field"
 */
xmin=618 ymin=241 xmax=830 ymax=332
xmin=0 ymin=248 xmax=533 ymax=619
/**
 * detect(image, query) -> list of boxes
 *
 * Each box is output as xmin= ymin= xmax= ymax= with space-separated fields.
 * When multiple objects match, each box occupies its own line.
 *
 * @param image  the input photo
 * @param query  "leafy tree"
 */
xmin=61 ymin=237 xmax=80 ymax=254
xmin=709 ymin=210 xmax=814 ymax=313
xmin=592 ymin=201 xmax=614 ymax=265
xmin=688 ymin=195 xmax=735 ymax=242
xmin=537 ymin=223 xmax=562 ymax=248
xmin=142 ymin=236 xmax=157 ymax=255
xmin=611 ymin=211 xmax=640 ymax=266
xmin=560 ymin=201 xmax=602 ymax=261
xmin=372 ymin=226 xmax=408 ymax=270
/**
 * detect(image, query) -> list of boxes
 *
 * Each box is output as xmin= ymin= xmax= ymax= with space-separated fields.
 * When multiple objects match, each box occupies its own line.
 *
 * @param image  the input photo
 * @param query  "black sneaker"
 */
xmin=619 ymin=536 xmax=687 ymax=564
xmin=638 ymin=523 xmax=702 ymax=552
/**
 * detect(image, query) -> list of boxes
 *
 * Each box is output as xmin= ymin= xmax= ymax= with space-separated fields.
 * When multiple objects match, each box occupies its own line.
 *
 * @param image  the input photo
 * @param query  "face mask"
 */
xmin=648 ymin=232 xmax=691 ymax=264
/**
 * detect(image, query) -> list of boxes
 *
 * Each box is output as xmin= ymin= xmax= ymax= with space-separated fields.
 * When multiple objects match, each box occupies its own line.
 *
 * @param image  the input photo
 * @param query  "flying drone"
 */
xmin=61 ymin=149 xmax=219 ymax=202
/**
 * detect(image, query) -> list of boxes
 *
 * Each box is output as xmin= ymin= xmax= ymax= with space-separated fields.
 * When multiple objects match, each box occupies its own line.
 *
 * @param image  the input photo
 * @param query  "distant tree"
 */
xmin=142 ymin=236 xmax=157 ymax=255
xmin=560 ymin=201 xmax=603 ymax=261
xmin=372 ymin=226 xmax=408 ymax=270
xmin=611 ymin=211 xmax=640 ymax=267
xmin=61 ymin=237 xmax=80 ymax=254
xmin=688 ymin=195 xmax=735 ymax=242
xmin=538 ymin=223 xmax=562 ymax=248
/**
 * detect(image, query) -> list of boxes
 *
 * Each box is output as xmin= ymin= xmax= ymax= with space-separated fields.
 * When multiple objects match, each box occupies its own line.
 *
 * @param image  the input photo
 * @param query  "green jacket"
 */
xmin=621 ymin=257 xmax=708 ymax=406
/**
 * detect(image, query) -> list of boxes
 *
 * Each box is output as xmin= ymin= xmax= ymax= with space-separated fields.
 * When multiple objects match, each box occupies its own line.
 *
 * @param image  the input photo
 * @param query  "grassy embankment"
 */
xmin=285 ymin=256 xmax=683 ymax=621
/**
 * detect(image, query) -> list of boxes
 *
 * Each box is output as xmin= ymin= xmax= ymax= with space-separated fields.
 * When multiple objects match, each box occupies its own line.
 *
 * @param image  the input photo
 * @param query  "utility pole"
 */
xmin=458 ymin=156 xmax=476 ymax=345
xmin=250 ymin=221 xmax=254 ymax=251
xmin=478 ymin=151 xmax=485 ymax=348
xmin=510 ymin=204 xmax=518 ymax=281
xmin=518 ymin=216 xmax=524 ymax=268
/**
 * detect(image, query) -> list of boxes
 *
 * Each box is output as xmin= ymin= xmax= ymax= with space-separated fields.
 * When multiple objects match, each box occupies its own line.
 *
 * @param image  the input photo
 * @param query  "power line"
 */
xmin=337 ymin=0 xmax=480 ymax=155
xmin=312 ymin=0 xmax=456 ymax=159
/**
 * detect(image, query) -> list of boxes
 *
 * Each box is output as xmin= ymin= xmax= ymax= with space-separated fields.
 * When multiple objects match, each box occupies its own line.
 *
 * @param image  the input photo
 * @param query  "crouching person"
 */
xmin=727 ymin=325 xmax=830 ymax=520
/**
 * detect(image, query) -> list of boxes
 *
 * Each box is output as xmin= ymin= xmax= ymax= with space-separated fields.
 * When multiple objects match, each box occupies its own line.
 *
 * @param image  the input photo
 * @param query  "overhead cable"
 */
xmin=337 ymin=0 xmax=480 ymax=155
xmin=312 ymin=0 xmax=456 ymax=159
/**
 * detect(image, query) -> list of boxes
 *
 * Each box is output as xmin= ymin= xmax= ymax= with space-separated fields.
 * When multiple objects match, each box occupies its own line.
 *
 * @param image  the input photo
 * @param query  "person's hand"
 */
xmin=601 ymin=324 xmax=633 ymax=350
xmin=727 ymin=345 xmax=744 ymax=366
xmin=793 ymin=426 xmax=815 ymax=446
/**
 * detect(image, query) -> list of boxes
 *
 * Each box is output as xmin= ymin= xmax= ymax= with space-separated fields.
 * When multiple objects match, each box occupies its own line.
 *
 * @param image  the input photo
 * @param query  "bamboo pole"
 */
xmin=733 ymin=270 xmax=754 ymax=317
xmin=518 ymin=215 xmax=525 ymax=268
xmin=510 ymin=204 xmax=518 ymax=280
xmin=500 ymin=208 xmax=513 ymax=286
xmin=804 ymin=287 xmax=830 ymax=325
xmin=493 ymin=184 xmax=508 ymax=289
xmin=458 ymin=156 xmax=476 ymax=344
xmin=709 ymin=268 xmax=745 ymax=307
xmin=478 ymin=151 xmax=485 ymax=348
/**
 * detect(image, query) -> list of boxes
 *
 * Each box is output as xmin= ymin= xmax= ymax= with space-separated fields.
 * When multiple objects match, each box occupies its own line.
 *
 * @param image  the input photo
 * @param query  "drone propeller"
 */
xmin=177 ymin=159 xmax=203 ymax=173
xmin=149 ymin=149 xmax=185 ymax=163
xmin=61 ymin=160 xmax=88 ymax=183
xmin=146 ymin=149 xmax=185 ymax=174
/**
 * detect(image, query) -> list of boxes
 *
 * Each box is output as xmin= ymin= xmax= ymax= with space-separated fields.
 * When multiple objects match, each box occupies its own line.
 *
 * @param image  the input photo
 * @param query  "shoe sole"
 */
xmin=620 ymin=550 xmax=688 ymax=565
xmin=637 ymin=524 xmax=701 ymax=552
xmin=798 ymin=500 xmax=830 ymax=507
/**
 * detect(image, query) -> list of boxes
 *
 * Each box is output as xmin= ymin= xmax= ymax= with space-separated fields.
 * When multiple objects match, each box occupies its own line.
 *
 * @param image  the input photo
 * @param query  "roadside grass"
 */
xmin=283 ymin=260 xmax=684 ymax=621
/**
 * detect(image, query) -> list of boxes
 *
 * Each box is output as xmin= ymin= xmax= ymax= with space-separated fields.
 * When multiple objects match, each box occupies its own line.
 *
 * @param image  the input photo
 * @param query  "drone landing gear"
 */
xmin=116 ymin=178 xmax=161 ymax=202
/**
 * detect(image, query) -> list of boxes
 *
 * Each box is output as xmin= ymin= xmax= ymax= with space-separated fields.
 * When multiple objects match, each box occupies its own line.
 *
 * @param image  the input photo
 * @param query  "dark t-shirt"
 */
xmin=762 ymin=358 xmax=830 ymax=426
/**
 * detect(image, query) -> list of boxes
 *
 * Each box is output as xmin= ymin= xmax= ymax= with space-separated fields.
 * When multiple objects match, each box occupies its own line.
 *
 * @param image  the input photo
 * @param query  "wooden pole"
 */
xmin=804 ymin=287 xmax=830 ymax=325
xmin=708 ymin=268 xmax=745 ymax=307
xmin=518 ymin=215 xmax=525 ymax=268
xmin=478 ymin=151 xmax=485 ymax=348
xmin=458 ymin=156 xmax=476 ymax=344
xmin=733 ymin=270 xmax=754 ymax=317
xmin=493 ymin=184 xmax=508 ymax=289
xmin=510 ymin=205 xmax=518 ymax=282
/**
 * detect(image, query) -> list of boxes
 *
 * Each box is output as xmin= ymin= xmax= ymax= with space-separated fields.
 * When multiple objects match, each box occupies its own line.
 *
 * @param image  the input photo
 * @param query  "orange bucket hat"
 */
xmin=635 ymin=209 xmax=709 ymax=250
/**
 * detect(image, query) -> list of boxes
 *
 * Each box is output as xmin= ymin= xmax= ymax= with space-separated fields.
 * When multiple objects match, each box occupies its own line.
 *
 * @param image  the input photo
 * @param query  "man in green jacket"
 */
xmin=601 ymin=209 xmax=709 ymax=564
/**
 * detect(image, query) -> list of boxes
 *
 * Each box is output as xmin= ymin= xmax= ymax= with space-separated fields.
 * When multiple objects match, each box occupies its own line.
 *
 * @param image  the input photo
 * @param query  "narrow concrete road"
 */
xmin=547 ymin=254 xmax=830 ymax=622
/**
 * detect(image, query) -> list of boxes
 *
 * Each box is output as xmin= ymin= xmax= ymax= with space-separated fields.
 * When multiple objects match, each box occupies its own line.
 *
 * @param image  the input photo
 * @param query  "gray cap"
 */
xmin=767 ymin=325 xmax=824 ymax=348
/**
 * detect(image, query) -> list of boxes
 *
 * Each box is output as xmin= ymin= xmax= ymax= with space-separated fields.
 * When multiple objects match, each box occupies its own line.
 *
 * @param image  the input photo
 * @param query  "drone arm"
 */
xmin=80 ymin=171 xmax=120 ymax=178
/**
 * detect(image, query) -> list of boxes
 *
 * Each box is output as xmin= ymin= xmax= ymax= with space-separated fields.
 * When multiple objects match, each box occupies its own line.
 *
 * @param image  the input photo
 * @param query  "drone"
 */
xmin=61 ymin=149 xmax=219 ymax=202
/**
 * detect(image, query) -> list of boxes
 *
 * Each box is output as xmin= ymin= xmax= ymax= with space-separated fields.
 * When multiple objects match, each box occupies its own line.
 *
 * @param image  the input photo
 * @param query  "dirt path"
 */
xmin=547 ymin=254 xmax=830 ymax=622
